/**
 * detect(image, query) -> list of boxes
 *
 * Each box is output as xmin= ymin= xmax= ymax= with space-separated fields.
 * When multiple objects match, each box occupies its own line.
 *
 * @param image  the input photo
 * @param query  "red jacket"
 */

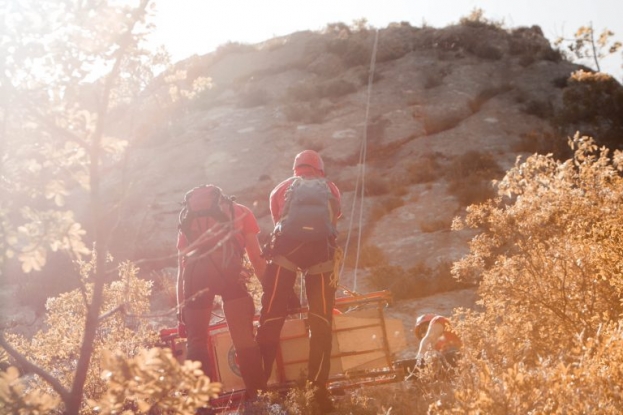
xmin=430 ymin=316 xmax=462 ymax=352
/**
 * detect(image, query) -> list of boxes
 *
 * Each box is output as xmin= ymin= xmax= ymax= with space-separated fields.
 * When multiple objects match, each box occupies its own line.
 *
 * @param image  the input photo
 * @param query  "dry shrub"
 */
xmin=344 ymin=244 xmax=388 ymax=268
xmin=437 ymin=134 xmax=623 ymax=413
xmin=555 ymin=70 xmax=623 ymax=150
xmin=420 ymin=216 xmax=452 ymax=233
xmin=283 ymin=101 xmax=332 ymax=124
xmin=1 ymin=260 xmax=218 ymax=414
xmin=285 ymin=77 xmax=357 ymax=103
xmin=422 ymin=65 xmax=450 ymax=89
xmin=369 ymin=261 xmax=462 ymax=300
xmin=512 ymin=130 xmax=572 ymax=160
xmin=326 ymin=34 xmax=373 ymax=68
xmin=522 ymin=98 xmax=554 ymax=119
xmin=447 ymin=174 xmax=497 ymax=206
xmin=369 ymin=196 xmax=404 ymax=222
xmin=445 ymin=150 xmax=503 ymax=206
xmin=406 ymin=153 xmax=443 ymax=184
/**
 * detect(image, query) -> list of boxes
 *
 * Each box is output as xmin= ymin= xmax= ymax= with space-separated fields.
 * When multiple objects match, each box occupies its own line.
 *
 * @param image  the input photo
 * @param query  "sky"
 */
xmin=151 ymin=0 xmax=622 ymax=80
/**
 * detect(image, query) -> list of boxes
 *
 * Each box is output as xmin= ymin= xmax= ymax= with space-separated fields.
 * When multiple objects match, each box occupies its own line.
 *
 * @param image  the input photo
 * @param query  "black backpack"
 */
xmin=178 ymin=185 xmax=243 ymax=273
xmin=275 ymin=177 xmax=337 ymax=242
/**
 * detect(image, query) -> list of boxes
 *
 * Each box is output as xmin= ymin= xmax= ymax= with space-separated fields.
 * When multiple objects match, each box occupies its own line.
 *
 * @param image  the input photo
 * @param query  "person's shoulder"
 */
xmin=232 ymin=202 xmax=255 ymax=217
xmin=271 ymin=177 xmax=296 ymax=194
xmin=431 ymin=315 xmax=450 ymax=325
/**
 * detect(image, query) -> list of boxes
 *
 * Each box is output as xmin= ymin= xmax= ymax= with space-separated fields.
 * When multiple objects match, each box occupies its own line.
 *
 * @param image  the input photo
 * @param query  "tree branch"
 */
xmin=0 ymin=332 xmax=71 ymax=404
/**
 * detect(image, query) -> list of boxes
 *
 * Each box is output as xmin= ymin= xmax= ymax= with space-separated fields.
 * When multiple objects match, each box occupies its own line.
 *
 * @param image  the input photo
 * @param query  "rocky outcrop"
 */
xmin=105 ymin=23 xmax=581 ymax=282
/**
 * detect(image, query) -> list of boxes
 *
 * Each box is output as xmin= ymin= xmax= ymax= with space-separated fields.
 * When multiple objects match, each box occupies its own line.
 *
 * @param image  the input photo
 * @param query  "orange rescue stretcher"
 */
xmin=158 ymin=290 xmax=412 ymax=411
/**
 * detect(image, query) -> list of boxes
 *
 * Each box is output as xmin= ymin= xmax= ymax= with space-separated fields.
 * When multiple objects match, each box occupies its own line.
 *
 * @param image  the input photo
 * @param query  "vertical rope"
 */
xmin=339 ymin=28 xmax=379 ymax=293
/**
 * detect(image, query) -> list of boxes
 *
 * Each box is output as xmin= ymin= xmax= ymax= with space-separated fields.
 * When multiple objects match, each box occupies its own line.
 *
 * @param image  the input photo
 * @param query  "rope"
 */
xmin=330 ymin=246 xmax=343 ymax=288
xmin=339 ymin=28 xmax=380 ymax=293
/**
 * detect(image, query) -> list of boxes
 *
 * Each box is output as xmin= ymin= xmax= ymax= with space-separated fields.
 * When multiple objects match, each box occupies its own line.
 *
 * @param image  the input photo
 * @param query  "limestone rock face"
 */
xmin=104 ymin=23 xmax=580 ymax=283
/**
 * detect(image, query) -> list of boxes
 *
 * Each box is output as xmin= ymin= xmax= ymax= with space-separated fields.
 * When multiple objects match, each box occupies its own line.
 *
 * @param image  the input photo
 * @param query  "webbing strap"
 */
xmin=271 ymin=255 xmax=299 ymax=273
xmin=307 ymin=260 xmax=334 ymax=275
xmin=272 ymin=255 xmax=334 ymax=276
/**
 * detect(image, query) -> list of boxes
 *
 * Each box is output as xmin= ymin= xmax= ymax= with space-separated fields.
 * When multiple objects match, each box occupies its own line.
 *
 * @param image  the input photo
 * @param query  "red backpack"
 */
xmin=178 ymin=185 xmax=243 ymax=274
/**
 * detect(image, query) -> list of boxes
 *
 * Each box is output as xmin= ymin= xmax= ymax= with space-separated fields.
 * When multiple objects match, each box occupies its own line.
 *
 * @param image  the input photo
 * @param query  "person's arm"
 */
xmin=237 ymin=204 xmax=267 ymax=281
xmin=416 ymin=321 xmax=444 ymax=359
xmin=244 ymin=231 xmax=266 ymax=281
xmin=328 ymin=181 xmax=342 ymax=220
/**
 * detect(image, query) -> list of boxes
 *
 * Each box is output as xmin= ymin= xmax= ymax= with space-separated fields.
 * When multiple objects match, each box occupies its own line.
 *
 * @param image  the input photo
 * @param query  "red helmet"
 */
xmin=414 ymin=313 xmax=435 ymax=339
xmin=293 ymin=150 xmax=324 ymax=172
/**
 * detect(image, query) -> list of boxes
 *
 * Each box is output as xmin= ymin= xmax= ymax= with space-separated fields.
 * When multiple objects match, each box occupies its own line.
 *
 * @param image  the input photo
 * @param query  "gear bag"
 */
xmin=275 ymin=177 xmax=337 ymax=242
xmin=178 ymin=185 xmax=243 ymax=279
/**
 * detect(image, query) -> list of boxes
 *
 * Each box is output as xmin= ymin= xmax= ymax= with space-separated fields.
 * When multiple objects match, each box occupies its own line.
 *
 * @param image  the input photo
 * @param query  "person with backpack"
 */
xmin=414 ymin=313 xmax=462 ymax=368
xmin=256 ymin=150 xmax=341 ymax=412
xmin=176 ymin=184 xmax=267 ymax=402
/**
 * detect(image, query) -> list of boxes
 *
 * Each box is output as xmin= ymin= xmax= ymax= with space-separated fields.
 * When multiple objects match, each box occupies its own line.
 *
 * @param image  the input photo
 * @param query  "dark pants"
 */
xmin=256 ymin=236 xmax=337 ymax=386
xmin=182 ymin=253 xmax=266 ymax=398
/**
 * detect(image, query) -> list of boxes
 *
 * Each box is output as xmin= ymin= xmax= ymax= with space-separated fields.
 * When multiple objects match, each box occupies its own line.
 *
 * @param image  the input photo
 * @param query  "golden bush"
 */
xmin=436 ymin=134 xmax=623 ymax=413
xmin=1 ymin=261 xmax=218 ymax=414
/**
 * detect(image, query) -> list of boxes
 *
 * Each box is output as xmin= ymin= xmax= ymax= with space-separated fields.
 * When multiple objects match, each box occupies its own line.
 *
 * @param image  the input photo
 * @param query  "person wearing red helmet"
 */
xmin=414 ymin=313 xmax=462 ymax=367
xmin=256 ymin=150 xmax=341 ymax=411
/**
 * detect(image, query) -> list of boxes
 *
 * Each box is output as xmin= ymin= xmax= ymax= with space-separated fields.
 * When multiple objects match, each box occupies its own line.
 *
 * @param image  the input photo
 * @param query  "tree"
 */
xmin=0 ymin=1 xmax=217 ymax=413
xmin=555 ymin=23 xmax=622 ymax=74
xmin=555 ymin=70 xmax=623 ymax=150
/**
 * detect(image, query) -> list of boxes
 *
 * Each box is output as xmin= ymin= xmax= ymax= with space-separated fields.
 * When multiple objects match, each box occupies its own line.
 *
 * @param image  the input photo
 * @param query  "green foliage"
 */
xmin=406 ymin=153 xmax=444 ymax=184
xmin=509 ymin=26 xmax=563 ymax=65
xmin=212 ymin=41 xmax=256 ymax=62
xmin=344 ymin=244 xmax=388 ymax=269
xmin=325 ymin=32 xmax=374 ymax=68
xmin=512 ymin=130 xmax=572 ymax=160
xmin=420 ymin=216 xmax=453 ymax=233
xmin=458 ymin=8 xmax=503 ymax=29
xmin=283 ymin=101 xmax=332 ymax=124
xmin=369 ymin=261 xmax=463 ymax=300
xmin=445 ymin=150 xmax=504 ymax=206
xmin=423 ymin=65 xmax=451 ymax=89
xmin=555 ymin=70 xmax=623 ymax=150
xmin=285 ymin=78 xmax=357 ymax=102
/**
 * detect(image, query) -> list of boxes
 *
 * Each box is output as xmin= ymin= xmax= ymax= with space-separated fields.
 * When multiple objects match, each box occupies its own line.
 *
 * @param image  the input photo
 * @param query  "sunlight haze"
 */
xmin=151 ymin=0 xmax=622 ymax=79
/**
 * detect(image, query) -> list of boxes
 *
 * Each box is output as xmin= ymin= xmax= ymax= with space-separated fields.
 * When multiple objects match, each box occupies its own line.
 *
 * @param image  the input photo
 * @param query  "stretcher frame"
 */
xmin=159 ymin=290 xmax=410 ymax=411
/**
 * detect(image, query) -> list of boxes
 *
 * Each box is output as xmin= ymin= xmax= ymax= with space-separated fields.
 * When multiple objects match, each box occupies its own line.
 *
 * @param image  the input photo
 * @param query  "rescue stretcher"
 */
xmin=159 ymin=290 xmax=413 ymax=411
